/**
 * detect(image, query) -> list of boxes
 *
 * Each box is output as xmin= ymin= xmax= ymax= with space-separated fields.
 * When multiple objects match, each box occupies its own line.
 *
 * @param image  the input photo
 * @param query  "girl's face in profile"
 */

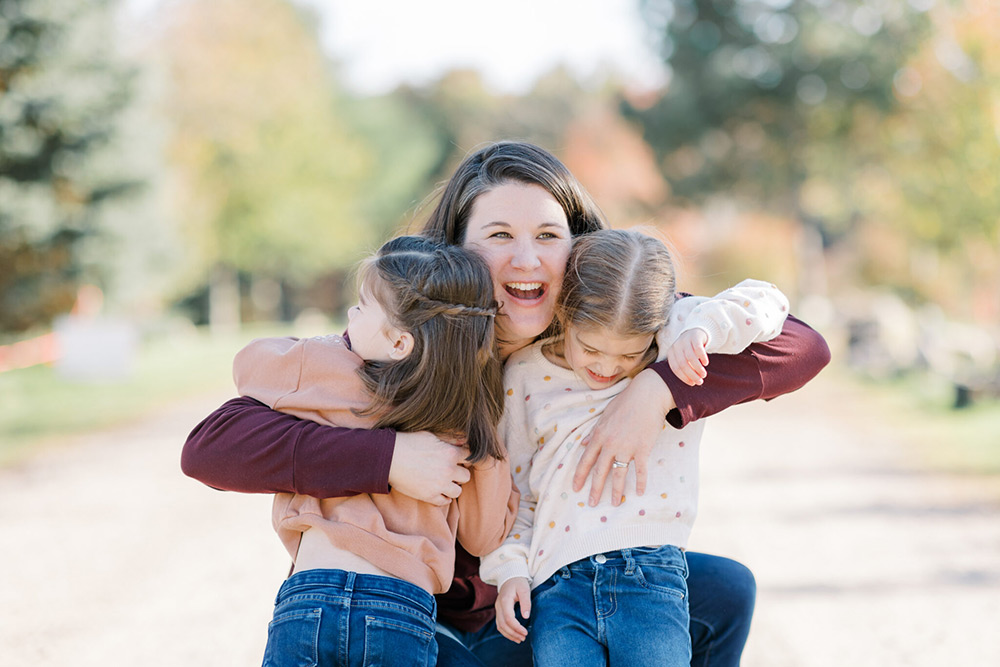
xmin=561 ymin=325 xmax=654 ymax=390
xmin=346 ymin=283 xmax=402 ymax=362
xmin=462 ymin=182 xmax=572 ymax=358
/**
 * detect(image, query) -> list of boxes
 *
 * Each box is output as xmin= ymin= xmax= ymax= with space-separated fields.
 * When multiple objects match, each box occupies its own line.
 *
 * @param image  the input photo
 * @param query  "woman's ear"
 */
xmin=388 ymin=330 xmax=414 ymax=360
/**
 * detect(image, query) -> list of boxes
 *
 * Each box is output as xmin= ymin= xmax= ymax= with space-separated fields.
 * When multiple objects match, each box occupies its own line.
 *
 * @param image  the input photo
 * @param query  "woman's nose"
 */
xmin=510 ymin=239 xmax=541 ymax=270
xmin=347 ymin=305 xmax=358 ymax=320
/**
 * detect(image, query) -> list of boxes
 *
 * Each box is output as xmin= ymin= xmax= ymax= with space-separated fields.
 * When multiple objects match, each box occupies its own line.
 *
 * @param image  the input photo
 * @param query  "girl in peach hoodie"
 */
xmin=234 ymin=235 xmax=516 ymax=667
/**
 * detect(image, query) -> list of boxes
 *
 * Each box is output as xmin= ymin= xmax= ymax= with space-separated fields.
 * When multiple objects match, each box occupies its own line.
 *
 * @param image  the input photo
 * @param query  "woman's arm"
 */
xmin=656 ymin=314 xmax=830 ymax=427
xmin=181 ymin=396 xmax=470 ymax=504
xmin=573 ymin=313 xmax=830 ymax=504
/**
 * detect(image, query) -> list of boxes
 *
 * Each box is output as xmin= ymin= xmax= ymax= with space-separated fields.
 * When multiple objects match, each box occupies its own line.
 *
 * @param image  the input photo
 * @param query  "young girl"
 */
xmin=480 ymin=228 xmax=790 ymax=666
xmin=234 ymin=235 xmax=517 ymax=667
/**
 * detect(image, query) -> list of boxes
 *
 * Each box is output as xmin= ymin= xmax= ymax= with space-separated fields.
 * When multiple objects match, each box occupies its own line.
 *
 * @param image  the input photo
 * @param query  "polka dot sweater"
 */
xmin=480 ymin=279 xmax=789 ymax=591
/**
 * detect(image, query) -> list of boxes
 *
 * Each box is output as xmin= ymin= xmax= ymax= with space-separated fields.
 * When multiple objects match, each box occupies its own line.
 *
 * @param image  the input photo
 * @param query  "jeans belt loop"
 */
xmin=344 ymin=570 xmax=356 ymax=594
xmin=623 ymin=548 xmax=637 ymax=575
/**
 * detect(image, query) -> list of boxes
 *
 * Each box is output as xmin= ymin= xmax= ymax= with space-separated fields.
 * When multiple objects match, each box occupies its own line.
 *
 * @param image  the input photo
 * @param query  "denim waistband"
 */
xmin=563 ymin=545 xmax=687 ymax=573
xmin=276 ymin=568 xmax=436 ymax=617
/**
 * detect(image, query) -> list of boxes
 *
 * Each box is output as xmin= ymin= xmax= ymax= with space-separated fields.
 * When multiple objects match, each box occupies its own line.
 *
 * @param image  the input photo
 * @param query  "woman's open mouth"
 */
xmin=504 ymin=282 xmax=545 ymax=301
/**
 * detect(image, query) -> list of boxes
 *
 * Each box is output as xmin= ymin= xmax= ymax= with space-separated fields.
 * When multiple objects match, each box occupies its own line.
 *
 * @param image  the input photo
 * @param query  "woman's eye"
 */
xmin=538 ymin=232 xmax=560 ymax=240
xmin=490 ymin=231 xmax=512 ymax=239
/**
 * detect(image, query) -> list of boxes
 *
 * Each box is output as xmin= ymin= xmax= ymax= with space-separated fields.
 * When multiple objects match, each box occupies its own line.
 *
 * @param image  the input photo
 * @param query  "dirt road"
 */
xmin=2 ymin=374 xmax=998 ymax=665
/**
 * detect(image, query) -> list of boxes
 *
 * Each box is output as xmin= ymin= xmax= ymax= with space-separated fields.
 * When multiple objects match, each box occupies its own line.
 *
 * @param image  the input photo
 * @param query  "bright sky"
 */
xmin=122 ymin=0 xmax=667 ymax=95
xmin=296 ymin=0 xmax=667 ymax=94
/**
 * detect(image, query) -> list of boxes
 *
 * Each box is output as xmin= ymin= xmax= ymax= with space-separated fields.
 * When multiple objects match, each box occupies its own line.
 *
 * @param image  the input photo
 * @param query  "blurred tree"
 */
xmin=157 ymin=0 xmax=371 ymax=329
xmin=628 ymin=0 xmax=933 ymax=294
xmin=390 ymin=67 xmax=641 ymax=226
xmin=0 ymin=0 xmax=138 ymax=334
xmin=859 ymin=0 xmax=1000 ymax=321
xmin=344 ymin=92 xmax=448 ymax=237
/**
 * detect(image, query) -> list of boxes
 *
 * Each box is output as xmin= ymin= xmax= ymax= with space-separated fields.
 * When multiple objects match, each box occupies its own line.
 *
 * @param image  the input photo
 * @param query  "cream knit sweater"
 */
xmin=480 ymin=280 xmax=789 ymax=590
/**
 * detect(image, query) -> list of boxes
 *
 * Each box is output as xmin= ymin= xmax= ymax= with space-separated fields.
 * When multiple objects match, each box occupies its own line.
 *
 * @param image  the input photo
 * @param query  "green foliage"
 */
xmin=160 ymin=0 xmax=374 ymax=293
xmin=0 ymin=0 xmax=138 ymax=332
xmin=630 ymin=0 xmax=932 ymax=225
xmin=0 ymin=323 xmax=294 ymax=465
xmin=344 ymin=94 xmax=449 ymax=239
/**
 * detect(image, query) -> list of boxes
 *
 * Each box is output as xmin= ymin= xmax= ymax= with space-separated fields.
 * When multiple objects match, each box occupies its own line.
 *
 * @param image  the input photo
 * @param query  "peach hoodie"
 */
xmin=233 ymin=335 xmax=517 ymax=595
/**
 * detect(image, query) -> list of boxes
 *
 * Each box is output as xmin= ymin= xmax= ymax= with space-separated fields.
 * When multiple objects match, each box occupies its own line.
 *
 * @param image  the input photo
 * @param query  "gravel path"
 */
xmin=2 ymin=374 xmax=998 ymax=665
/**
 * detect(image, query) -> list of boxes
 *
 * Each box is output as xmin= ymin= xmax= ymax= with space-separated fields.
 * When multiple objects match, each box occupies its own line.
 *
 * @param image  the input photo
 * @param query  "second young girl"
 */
xmin=234 ymin=235 xmax=517 ymax=667
xmin=480 ymin=228 xmax=790 ymax=666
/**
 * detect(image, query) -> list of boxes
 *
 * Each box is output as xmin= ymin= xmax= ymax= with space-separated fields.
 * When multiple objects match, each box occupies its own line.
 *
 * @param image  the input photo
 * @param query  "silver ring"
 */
xmin=611 ymin=459 xmax=630 ymax=469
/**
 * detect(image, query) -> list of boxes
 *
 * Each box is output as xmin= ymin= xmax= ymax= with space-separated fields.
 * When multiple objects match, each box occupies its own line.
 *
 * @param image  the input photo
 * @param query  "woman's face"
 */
xmin=462 ymin=182 xmax=572 ymax=356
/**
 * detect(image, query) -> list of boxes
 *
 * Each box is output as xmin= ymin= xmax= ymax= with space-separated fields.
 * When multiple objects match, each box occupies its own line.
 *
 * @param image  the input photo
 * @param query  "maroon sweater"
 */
xmin=182 ymin=314 xmax=829 ymax=631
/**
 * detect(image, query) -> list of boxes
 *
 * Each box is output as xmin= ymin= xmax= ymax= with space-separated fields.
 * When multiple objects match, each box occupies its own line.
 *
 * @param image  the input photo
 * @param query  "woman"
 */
xmin=182 ymin=141 xmax=831 ymax=667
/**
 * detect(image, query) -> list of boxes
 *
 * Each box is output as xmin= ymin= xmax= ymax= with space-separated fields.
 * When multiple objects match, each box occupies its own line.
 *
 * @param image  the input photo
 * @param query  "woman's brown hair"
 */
xmin=420 ymin=141 xmax=608 ymax=245
xmin=557 ymin=228 xmax=677 ymax=369
xmin=355 ymin=235 xmax=505 ymax=463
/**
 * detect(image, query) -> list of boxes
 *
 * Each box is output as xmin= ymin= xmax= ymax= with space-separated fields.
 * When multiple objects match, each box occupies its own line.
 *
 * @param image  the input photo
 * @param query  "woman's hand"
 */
xmin=572 ymin=369 xmax=676 ymax=506
xmin=388 ymin=431 xmax=471 ymax=506
xmin=495 ymin=577 xmax=531 ymax=643
xmin=665 ymin=329 xmax=710 ymax=386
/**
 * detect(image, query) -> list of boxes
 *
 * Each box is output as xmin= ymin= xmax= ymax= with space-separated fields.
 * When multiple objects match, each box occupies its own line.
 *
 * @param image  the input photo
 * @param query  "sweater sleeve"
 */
xmin=233 ymin=336 xmax=376 ymax=429
xmin=454 ymin=455 xmax=519 ymax=557
xmin=479 ymin=366 xmax=536 ymax=588
xmin=657 ymin=279 xmax=789 ymax=355
xmin=180 ymin=396 xmax=396 ymax=498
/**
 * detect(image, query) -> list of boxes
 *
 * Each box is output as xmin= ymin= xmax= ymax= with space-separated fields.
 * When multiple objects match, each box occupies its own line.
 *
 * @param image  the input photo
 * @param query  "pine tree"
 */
xmin=0 ymin=0 xmax=137 ymax=334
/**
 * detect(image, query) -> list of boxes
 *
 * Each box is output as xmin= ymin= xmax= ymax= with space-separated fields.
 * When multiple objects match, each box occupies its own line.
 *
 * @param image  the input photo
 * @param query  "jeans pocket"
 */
xmin=262 ymin=607 xmax=321 ymax=667
xmin=635 ymin=562 xmax=688 ymax=599
xmin=362 ymin=614 xmax=437 ymax=667
xmin=529 ymin=569 xmax=566 ymax=606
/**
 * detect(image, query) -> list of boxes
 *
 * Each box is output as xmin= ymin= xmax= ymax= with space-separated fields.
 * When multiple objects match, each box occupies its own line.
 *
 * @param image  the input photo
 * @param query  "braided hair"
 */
xmin=354 ymin=236 xmax=505 ymax=463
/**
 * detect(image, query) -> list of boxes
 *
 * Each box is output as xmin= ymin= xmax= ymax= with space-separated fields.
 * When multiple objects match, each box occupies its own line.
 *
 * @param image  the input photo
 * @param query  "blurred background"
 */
xmin=1 ymin=0 xmax=998 ymax=665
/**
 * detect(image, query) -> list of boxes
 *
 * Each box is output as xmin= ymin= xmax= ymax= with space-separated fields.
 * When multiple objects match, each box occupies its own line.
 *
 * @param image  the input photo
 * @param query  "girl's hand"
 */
xmin=572 ymin=369 xmax=676 ymax=506
xmin=388 ymin=431 xmax=471 ymax=506
xmin=665 ymin=329 xmax=710 ymax=386
xmin=495 ymin=577 xmax=531 ymax=643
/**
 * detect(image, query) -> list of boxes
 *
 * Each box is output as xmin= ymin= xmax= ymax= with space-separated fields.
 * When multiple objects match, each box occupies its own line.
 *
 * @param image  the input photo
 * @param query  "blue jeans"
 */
xmin=686 ymin=552 xmax=756 ymax=667
xmin=261 ymin=569 xmax=438 ymax=667
xmin=529 ymin=546 xmax=690 ymax=667
xmin=436 ymin=551 xmax=755 ymax=667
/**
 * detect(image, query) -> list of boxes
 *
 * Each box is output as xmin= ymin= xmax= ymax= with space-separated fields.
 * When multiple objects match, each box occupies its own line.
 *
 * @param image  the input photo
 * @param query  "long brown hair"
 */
xmin=355 ymin=235 xmax=505 ymax=463
xmin=557 ymin=228 xmax=677 ymax=368
xmin=420 ymin=141 xmax=608 ymax=245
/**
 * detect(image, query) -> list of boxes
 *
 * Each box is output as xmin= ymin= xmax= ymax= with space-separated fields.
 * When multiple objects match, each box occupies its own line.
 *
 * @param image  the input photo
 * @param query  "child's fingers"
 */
xmin=519 ymin=589 xmax=531 ymax=619
xmin=697 ymin=342 xmax=709 ymax=367
xmin=497 ymin=610 xmax=528 ymax=643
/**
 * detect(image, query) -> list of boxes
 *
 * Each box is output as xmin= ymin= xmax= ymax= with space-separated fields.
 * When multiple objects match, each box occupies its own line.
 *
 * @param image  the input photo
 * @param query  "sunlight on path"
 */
xmin=693 ymin=373 xmax=1000 ymax=666
xmin=0 ymin=390 xmax=289 ymax=666
xmin=1 ymin=374 xmax=998 ymax=665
